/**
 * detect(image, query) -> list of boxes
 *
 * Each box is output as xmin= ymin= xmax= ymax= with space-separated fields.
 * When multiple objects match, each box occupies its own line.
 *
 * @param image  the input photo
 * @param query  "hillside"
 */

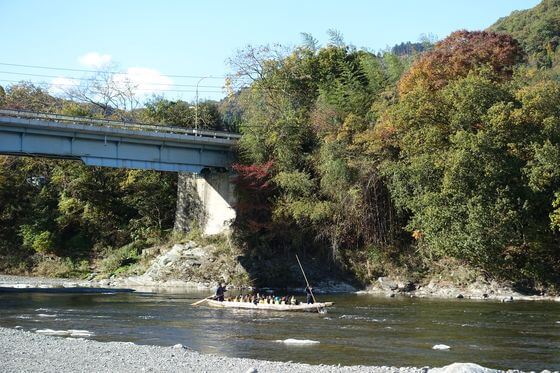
xmin=489 ymin=0 xmax=560 ymax=67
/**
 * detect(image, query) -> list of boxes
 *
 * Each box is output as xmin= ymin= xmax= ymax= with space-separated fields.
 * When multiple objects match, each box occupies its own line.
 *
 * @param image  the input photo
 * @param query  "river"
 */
xmin=0 ymin=289 xmax=558 ymax=371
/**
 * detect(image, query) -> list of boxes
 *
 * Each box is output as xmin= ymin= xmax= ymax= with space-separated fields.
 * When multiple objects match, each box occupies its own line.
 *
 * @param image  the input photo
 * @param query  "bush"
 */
xmin=98 ymin=243 xmax=141 ymax=276
xmin=20 ymin=226 xmax=55 ymax=254
xmin=33 ymin=256 xmax=90 ymax=278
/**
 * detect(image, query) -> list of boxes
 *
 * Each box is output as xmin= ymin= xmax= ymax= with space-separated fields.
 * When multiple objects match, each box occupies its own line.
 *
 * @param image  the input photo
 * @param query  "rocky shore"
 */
xmin=0 ymin=241 xmax=558 ymax=301
xmin=1 ymin=271 xmax=559 ymax=302
xmin=0 ymin=274 xmax=94 ymax=289
xmin=0 ymin=327 xmax=524 ymax=373
xmin=361 ymin=276 xmax=560 ymax=302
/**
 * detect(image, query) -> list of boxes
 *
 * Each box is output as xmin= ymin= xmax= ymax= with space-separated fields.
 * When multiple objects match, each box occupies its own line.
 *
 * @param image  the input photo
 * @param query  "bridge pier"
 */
xmin=0 ymin=110 xmax=239 ymax=236
xmin=174 ymin=169 xmax=236 ymax=236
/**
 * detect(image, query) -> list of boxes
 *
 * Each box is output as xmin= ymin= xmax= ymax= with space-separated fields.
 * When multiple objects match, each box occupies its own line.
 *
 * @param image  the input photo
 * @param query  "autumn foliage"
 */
xmin=231 ymin=161 xmax=275 ymax=233
xmin=399 ymin=30 xmax=524 ymax=94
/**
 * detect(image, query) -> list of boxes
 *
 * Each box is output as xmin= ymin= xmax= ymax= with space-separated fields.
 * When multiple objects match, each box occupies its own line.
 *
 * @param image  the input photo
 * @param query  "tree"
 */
xmin=0 ymin=85 xmax=5 ymax=106
xmin=1 ymin=82 xmax=61 ymax=112
xmin=380 ymin=30 xmax=560 ymax=285
xmin=229 ymin=39 xmax=407 ymax=264
xmin=398 ymin=30 xmax=523 ymax=94
xmin=64 ymin=66 xmax=141 ymax=120
xmin=0 ymin=84 xmax=179 ymax=273
xmin=143 ymin=96 xmax=228 ymax=130
xmin=490 ymin=0 xmax=560 ymax=68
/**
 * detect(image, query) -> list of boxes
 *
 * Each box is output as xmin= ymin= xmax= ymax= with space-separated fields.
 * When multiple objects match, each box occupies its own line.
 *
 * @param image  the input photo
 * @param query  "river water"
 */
xmin=0 ymin=289 xmax=558 ymax=370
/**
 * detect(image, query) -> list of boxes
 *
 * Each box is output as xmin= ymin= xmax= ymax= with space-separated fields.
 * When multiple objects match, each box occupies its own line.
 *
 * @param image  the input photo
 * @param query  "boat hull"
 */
xmin=206 ymin=299 xmax=333 ymax=312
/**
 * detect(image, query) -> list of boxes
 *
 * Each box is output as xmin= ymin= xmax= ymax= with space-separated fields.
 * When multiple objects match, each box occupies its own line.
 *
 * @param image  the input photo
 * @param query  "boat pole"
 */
xmin=191 ymin=294 xmax=215 ymax=306
xmin=295 ymin=255 xmax=323 ymax=313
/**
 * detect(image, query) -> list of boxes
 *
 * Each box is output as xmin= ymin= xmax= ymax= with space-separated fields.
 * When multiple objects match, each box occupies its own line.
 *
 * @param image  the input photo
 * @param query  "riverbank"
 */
xmin=0 ymin=327 xmax=522 ymax=373
xmin=3 ymin=239 xmax=558 ymax=300
xmin=1 ymin=274 xmax=560 ymax=302
xmin=360 ymin=276 xmax=560 ymax=302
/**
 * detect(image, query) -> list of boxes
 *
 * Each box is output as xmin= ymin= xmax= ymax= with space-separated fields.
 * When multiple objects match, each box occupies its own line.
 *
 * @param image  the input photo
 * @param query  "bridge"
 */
xmin=0 ymin=109 xmax=241 ymax=235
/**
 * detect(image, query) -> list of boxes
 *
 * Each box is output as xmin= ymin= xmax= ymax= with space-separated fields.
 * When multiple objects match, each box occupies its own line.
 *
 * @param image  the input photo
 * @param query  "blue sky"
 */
xmin=0 ymin=0 xmax=541 ymax=103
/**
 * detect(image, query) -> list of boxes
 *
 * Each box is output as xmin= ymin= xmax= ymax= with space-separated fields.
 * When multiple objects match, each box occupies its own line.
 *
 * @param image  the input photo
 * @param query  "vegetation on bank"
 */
xmin=1 ymin=0 xmax=559 ymax=292
xmin=230 ymin=2 xmax=560 ymax=292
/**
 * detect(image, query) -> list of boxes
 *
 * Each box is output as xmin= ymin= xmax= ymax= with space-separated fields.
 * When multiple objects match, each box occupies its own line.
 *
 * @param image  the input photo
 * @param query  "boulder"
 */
xmin=378 ymin=277 xmax=398 ymax=291
xmin=399 ymin=280 xmax=416 ymax=292
xmin=430 ymin=362 xmax=497 ymax=373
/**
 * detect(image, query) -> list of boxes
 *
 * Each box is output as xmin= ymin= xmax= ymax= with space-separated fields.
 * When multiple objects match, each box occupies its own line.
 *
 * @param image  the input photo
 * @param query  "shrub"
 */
xmin=98 ymin=243 xmax=141 ymax=276
xmin=20 ymin=226 xmax=55 ymax=254
xmin=33 ymin=256 xmax=89 ymax=278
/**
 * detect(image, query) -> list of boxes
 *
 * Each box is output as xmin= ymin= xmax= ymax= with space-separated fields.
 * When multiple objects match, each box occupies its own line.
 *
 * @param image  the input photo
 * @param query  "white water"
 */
xmin=275 ymin=338 xmax=320 ymax=345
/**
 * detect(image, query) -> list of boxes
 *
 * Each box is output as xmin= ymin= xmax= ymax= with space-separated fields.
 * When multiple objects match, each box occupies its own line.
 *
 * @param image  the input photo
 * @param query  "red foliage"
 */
xmin=231 ymin=161 xmax=275 ymax=234
xmin=399 ymin=30 xmax=524 ymax=94
xmin=231 ymin=161 xmax=274 ymax=191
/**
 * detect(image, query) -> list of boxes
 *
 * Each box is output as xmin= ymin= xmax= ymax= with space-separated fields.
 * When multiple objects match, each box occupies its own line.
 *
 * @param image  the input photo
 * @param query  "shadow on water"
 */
xmin=0 ymin=289 xmax=559 ymax=371
xmin=0 ymin=287 xmax=134 ymax=294
xmin=236 ymin=253 xmax=360 ymax=291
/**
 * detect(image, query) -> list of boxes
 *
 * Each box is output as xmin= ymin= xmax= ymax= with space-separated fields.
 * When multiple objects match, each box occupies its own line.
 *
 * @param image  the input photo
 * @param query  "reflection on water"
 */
xmin=0 ymin=290 xmax=559 ymax=370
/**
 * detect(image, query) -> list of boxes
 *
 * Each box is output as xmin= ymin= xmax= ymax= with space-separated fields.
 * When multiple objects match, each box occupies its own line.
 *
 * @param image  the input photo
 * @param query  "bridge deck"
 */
xmin=0 ymin=109 xmax=240 ymax=173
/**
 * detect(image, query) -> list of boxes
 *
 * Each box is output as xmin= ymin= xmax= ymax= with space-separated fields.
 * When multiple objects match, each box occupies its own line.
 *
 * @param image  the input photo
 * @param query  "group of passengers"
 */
xmin=215 ymin=282 xmax=314 ymax=305
xmin=227 ymin=294 xmax=299 ymax=305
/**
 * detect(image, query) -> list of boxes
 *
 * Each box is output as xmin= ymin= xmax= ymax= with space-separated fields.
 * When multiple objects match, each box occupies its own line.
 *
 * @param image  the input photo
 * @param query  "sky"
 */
xmin=0 ymin=0 xmax=541 ymax=103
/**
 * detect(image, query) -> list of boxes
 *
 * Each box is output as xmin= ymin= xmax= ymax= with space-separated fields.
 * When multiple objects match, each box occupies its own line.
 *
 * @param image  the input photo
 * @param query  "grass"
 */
xmin=33 ymin=256 xmax=90 ymax=279
xmin=97 ymin=243 xmax=143 ymax=278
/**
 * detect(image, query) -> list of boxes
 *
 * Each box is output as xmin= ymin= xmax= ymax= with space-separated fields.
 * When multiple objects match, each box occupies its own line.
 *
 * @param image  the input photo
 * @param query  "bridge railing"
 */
xmin=0 ymin=108 xmax=241 ymax=141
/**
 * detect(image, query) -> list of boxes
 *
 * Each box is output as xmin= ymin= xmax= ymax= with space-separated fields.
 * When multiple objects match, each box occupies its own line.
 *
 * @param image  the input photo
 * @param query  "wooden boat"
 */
xmin=206 ymin=299 xmax=333 ymax=312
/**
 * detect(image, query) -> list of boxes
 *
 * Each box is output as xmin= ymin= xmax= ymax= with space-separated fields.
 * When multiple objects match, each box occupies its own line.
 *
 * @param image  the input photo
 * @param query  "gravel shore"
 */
xmin=0 ymin=274 xmax=93 ymax=288
xmin=0 ymin=327 xmax=432 ymax=373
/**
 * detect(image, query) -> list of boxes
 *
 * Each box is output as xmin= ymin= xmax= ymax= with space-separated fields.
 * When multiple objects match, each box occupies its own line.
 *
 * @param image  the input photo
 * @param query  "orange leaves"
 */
xmin=398 ymin=30 xmax=524 ymax=95
xmin=412 ymin=230 xmax=423 ymax=240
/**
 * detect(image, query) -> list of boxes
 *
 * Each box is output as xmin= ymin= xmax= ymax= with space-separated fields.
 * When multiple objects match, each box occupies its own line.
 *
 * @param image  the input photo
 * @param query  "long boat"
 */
xmin=206 ymin=299 xmax=333 ymax=312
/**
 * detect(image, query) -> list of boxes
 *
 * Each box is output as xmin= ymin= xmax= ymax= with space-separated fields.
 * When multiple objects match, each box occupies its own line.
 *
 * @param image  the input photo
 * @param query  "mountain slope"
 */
xmin=489 ymin=0 xmax=560 ymax=67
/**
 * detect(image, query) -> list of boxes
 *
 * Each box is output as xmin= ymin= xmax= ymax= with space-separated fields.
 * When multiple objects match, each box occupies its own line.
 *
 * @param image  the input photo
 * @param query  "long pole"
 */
xmin=295 ymin=255 xmax=321 ymax=310
xmin=191 ymin=294 xmax=215 ymax=306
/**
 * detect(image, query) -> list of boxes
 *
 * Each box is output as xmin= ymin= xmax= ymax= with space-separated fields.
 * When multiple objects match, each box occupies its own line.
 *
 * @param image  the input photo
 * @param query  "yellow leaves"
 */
xmin=336 ymin=113 xmax=366 ymax=143
xmin=516 ymin=80 xmax=560 ymax=123
xmin=120 ymin=170 xmax=142 ymax=188
xmin=224 ymin=77 xmax=235 ymax=98
xmin=550 ymin=192 xmax=560 ymax=231
xmin=57 ymin=195 xmax=81 ymax=215
xmin=412 ymin=230 xmax=423 ymax=240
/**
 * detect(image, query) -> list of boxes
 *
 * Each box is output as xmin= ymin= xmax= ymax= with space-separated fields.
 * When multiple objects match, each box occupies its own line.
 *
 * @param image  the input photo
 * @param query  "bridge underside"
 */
xmin=0 ymin=115 xmax=235 ymax=173
xmin=0 ymin=113 xmax=238 ymax=235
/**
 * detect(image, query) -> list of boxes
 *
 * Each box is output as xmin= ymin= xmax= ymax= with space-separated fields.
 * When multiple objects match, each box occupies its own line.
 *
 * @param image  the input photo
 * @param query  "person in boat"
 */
xmin=306 ymin=285 xmax=314 ymax=304
xmin=290 ymin=296 xmax=297 ymax=305
xmin=215 ymin=283 xmax=227 ymax=302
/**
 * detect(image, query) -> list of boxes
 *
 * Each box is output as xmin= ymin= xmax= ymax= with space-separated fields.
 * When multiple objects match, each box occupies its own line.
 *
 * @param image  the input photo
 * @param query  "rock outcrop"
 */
xmin=109 ymin=241 xmax=249 ymax=290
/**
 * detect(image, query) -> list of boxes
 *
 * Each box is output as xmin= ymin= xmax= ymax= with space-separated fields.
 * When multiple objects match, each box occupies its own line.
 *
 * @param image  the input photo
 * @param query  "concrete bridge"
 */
xmin=0 ymin=109 xmax=240 ymax=235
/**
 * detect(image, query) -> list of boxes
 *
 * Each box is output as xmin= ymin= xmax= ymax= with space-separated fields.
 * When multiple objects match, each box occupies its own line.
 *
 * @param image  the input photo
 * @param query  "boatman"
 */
xmin=305 ymin=285 xmax=314 ymax=304
xmin=216 ymin=283 xmax=227 ymax=302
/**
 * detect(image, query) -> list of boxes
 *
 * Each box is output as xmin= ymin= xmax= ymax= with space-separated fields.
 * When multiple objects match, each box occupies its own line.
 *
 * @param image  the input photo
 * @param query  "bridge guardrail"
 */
xmin=0 ymin=108 xmax=241 ymax=141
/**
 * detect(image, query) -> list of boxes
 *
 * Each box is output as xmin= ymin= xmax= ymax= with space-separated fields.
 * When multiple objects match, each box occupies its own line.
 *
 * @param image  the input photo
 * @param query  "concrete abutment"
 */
xmin=174 ymin=169 xmax=236 ymax=236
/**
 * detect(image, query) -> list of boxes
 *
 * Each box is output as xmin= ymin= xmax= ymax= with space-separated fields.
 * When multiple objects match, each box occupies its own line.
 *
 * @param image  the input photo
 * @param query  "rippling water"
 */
xmin=0 ymin=289 xmax=559 ymax=370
